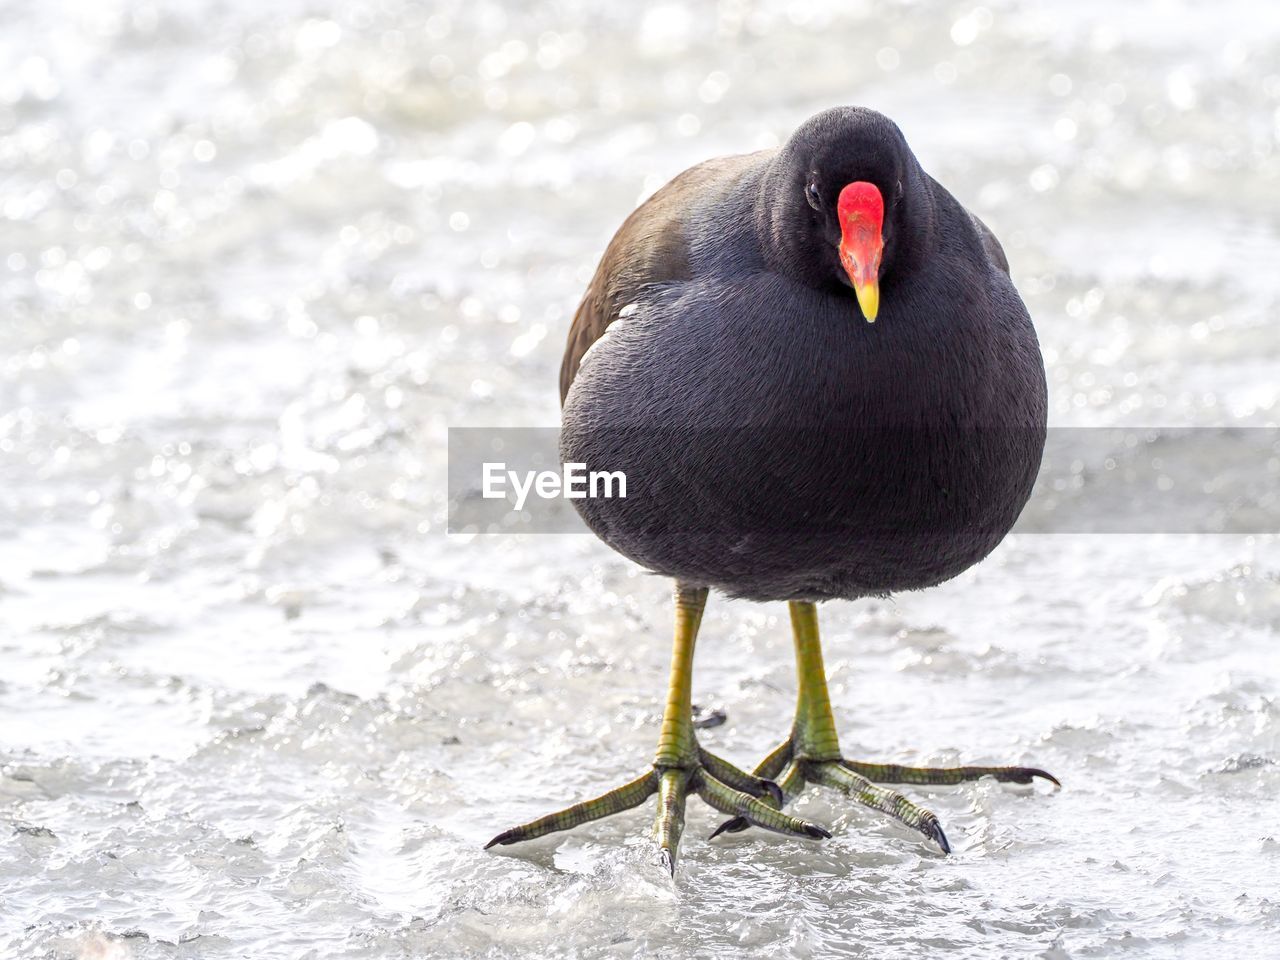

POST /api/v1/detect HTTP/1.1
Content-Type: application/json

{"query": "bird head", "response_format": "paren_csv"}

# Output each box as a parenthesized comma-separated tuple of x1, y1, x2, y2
(761, 106, 929, 323)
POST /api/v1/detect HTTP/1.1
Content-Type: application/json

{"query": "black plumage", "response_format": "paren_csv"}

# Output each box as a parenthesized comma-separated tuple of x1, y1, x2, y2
(559, 106, 1046, 601)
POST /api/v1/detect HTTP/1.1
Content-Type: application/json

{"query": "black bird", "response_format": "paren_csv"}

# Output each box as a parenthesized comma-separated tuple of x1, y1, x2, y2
(487, 106, 1057, 873)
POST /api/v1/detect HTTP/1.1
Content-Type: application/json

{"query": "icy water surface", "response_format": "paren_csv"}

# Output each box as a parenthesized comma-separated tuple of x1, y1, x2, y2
(3, 0, 1280, 957)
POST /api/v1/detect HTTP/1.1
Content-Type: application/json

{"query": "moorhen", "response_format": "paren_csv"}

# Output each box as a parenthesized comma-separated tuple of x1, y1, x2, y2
(487, 106, 1057, 873)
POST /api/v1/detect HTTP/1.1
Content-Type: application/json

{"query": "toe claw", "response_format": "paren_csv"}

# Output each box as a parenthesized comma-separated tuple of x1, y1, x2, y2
(804, 823, 832, 840)
(762, 779, 785, 807)
(1029, 768, 1061, 788)
(659, 847, 676, 877)
(709, 816, 750, 839)
(922, 816, 951, 854)
(997, 766, 1061, 787)
(484, 829, 519, 849)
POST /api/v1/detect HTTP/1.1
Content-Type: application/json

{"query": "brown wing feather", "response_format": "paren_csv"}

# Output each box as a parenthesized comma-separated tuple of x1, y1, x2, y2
(967, 210, 1010, 276)
(558, 153, 765, 404)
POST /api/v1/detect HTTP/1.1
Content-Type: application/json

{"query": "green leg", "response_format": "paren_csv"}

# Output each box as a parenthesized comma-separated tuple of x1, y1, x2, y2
(487, 584, 830, 875)
(713, 601, 1059, 853)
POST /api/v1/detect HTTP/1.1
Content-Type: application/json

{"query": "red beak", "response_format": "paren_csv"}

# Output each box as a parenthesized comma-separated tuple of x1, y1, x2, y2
(837, 181, 884, 322)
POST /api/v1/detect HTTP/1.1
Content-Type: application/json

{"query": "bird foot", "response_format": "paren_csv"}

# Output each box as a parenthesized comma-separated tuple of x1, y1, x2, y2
(710, 742, 1060, 854)
(485, 745, 831, 875)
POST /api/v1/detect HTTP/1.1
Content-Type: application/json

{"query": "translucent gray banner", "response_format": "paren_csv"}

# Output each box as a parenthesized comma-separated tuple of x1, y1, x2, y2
(447, 427, 1280, 534)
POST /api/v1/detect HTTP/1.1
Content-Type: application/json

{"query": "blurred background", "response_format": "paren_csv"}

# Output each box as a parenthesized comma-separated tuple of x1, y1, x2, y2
(1, 0, 1278, 957)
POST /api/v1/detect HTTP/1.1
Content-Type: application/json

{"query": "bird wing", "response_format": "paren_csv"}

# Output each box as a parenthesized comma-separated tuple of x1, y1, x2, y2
(966, 210, 1011, 276)
(559, 154, 763, 404)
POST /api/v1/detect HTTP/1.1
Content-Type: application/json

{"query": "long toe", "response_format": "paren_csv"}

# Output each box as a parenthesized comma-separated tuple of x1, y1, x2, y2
(486, 770, 659, 849)
(696, 769, 830, 840)
(841, 759, 1060, 789)
(808, 760, 950, 853)
(653, 768, 690, 875)
(710, 757, 804, 838)
(698, 747, 785, 805)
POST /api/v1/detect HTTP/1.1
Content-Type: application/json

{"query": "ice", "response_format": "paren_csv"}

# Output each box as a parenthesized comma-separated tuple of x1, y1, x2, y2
(2, 0, 1279, 957)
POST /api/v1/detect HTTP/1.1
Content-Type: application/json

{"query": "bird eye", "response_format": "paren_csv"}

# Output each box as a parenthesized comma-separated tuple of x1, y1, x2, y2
(805, 181, 823, 210)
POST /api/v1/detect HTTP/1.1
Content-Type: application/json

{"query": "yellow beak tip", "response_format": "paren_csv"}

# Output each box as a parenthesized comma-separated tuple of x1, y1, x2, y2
(854, 282, 879, 323)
